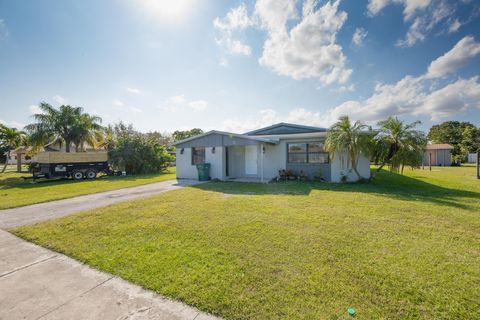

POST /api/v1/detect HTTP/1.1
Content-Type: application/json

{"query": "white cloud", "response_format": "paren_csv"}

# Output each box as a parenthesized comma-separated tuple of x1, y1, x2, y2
(256, 0, 352, 84)
(328, 37, 480, 123)
(425, 36, 480, 79)
(188, 100, 208, 111)
(368, 0, 457, 47)
(332, 84, 356, 93)
(221, 107, 332, 133)
(0, 119, 25, 129)
(29, 105, 43, 114)
(352, 28, 367, 46)
(448, 19, 462, 33)
(368, 0, 432, 21)
(0, 19, 8, 39)
(52, 95, 66, 104)
(395, 1, 450, 47)
(126, 87, 142, 95)
(213, 4, 253, 58)
(161, 94, 208, 112)
(113, 99, 124, 107)
(130, 107, 142, 113)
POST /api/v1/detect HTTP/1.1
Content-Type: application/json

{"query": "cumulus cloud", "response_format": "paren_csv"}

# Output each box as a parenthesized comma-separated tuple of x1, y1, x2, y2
(126, 87, 142, 95)
(130, 107, 142, 113)
(352, 28, 367, 46)
(0, 119, 25, 129)
(52, 95, 66, 104)
(213, 4, 253, 58)
(368, 0, 432, 20)
(256, 0, 351, 84)
(161, 94, 208, 112)
(0, 19, 8, 39)
(329, 37, 480, 122)
(425, 36, 480, 79)
(214, 1, 352, 84)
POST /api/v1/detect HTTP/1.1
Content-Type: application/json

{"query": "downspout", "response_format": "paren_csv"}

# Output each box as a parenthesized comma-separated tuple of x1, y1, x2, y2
(261, 143, 264, 183)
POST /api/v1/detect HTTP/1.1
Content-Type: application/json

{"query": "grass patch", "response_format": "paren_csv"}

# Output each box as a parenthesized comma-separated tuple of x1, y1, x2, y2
(12, 166, 480, 319)
(0, 167, 176, 209)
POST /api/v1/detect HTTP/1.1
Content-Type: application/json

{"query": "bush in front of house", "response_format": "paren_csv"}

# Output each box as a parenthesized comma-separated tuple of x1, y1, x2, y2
(107, 123, 174, 175)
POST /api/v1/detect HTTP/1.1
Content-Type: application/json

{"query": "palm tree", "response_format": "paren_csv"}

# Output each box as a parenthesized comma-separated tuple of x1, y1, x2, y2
(325, 116, 373, 179)
(25, 103, 102, 152)
(0, 124, 27, 173)
(73, 113, 103, 151)
(372, 117, 426, 178)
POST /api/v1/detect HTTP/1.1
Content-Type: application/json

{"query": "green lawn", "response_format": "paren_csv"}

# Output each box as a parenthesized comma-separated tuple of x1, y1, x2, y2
(0, 167, 176, 209)
(12, 166, 480, 319)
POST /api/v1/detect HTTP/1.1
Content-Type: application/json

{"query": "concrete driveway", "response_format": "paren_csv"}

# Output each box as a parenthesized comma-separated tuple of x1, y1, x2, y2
(0, 179, 203, 229)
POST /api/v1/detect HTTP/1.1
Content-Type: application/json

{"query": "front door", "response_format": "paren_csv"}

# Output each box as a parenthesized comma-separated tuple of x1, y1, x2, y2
(245, 145, 258, 175)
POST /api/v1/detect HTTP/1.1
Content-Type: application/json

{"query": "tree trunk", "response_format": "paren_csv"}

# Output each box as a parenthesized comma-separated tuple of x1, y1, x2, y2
(65, 140, 71, 153)
(1, 151, 10, 173)
(370, 161, 388, 180)
(17, 153, 22, 172)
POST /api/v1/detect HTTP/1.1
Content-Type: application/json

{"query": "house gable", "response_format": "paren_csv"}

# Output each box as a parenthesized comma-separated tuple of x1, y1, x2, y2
(245, 123, 327, 136)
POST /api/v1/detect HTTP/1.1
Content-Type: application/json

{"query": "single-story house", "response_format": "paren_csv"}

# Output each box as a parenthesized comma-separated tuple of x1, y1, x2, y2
(423, 144, 454, 166)
(172, 123, 370, 182)
(5, 147, 36, 165)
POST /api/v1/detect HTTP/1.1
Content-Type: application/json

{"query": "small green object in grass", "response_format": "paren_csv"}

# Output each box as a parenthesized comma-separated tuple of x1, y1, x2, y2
(347, 308, 356, 317)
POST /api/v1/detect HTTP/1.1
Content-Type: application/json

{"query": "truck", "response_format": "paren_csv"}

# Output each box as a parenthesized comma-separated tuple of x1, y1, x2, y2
(33, 151, 112, 180)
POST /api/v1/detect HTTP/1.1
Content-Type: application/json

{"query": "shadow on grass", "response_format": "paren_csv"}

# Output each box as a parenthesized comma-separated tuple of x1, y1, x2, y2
(192, 170, 480, 211)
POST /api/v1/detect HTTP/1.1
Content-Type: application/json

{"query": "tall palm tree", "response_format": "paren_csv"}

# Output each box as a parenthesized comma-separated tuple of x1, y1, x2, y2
(73, 113, 103, 151)
(25, 103, 102, 152)
(0, 124, 27, 173)
(372, 117, 426, 178)
(325, 116, 373, 179)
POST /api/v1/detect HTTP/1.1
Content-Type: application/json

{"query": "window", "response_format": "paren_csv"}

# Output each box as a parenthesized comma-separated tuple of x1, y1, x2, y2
(191, 147, 205, 165)
(288, 143, 307, 163)
(287, 142, 329, 164)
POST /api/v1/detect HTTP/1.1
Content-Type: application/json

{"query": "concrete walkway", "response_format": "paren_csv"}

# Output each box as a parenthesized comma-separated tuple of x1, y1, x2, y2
(0, 230, 219, 320)
(0, 179, 202, 229)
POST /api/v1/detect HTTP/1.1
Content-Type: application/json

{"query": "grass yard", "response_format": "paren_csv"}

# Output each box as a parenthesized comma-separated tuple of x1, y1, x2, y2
(12, 166, 480, 319)
(0, 167, 175, 209)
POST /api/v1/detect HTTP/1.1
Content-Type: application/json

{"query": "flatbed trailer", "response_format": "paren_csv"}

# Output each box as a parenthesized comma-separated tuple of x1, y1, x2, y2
(32, 151, 113, 180)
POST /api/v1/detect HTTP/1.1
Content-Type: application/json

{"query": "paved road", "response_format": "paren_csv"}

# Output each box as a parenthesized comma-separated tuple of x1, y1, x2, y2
(0, 179, 202, 229)
(0, 230, 219, 320)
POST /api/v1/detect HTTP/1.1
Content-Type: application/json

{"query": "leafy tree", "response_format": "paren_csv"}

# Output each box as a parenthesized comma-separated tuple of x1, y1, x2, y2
(372, 117, 427, 177)
(0, 124, 27, 172)
(325, 116, 373, 179)
(25, 103, 102, 152)
(172, 128, 203, 142)
(108, 123, 174, 174)
(427, 121, 476, 161)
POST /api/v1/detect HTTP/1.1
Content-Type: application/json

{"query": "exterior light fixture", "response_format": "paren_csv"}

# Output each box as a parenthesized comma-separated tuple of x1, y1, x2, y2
(180, 148, 184, 154)
(262, 146, 266, 153)
(212, 147, 216, 154)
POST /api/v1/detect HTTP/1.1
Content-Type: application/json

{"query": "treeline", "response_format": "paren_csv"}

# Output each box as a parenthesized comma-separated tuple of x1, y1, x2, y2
(0, 103, 204, 174)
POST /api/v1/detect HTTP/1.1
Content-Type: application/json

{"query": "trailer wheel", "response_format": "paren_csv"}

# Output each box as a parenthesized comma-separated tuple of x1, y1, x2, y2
(72, 170, 84, 180)
(86, 169, 97, 179)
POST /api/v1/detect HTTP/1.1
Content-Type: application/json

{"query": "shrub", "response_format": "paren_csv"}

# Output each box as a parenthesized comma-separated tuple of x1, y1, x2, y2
(107, 124, 174, 174)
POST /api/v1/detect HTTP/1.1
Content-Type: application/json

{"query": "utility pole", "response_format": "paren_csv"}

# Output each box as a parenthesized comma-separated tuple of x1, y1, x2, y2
(429, 153, 432, 171)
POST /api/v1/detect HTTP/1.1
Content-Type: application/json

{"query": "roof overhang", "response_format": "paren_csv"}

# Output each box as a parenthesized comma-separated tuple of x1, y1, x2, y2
(171, 130, 279, 146)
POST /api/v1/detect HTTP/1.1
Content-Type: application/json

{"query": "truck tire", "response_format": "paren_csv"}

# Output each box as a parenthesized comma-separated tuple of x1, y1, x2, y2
(86, 169, 97, 179)
(72, 170, 84, 180)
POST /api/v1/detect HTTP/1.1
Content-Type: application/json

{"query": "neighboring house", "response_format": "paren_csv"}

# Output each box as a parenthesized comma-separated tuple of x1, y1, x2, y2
(173, 123, 370, 182)
(5, 147, 36, 165)
(468, 152, 478, 164)
(423, 144, 454, 166)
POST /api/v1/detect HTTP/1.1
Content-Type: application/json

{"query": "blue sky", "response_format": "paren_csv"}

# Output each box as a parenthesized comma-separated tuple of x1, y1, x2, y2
(0, 0, 479, 133)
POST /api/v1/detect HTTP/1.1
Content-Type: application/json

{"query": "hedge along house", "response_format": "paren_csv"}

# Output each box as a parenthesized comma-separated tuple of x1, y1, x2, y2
(172, 123, 371, 183)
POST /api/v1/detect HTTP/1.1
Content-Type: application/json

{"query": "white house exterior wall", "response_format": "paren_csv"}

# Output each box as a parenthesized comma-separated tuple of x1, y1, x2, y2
(176, 147, 224, 180)
(330, 151, 370, 182)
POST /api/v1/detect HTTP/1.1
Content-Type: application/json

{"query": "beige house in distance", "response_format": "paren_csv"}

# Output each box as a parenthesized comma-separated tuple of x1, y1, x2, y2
(423, 144, 454, 166)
